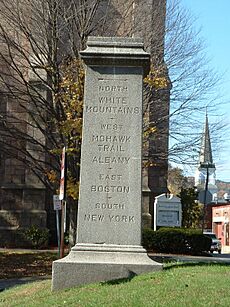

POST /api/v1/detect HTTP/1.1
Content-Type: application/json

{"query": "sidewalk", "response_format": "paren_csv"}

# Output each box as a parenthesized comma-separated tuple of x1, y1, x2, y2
(0, 248, 56, 292)
(1, 251, 230, 292)
(0, 276, 51, 292)
(148, 252, 230, 264)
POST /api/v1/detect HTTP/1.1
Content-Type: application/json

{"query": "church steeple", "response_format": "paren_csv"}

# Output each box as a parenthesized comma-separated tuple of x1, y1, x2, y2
(199, 113, 214, 166)
(195, 113, 217, 200)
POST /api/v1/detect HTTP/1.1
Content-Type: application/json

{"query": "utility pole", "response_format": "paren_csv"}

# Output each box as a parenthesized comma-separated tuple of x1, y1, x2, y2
(201, 163, 209, 232)
(59, 146, 67, 258)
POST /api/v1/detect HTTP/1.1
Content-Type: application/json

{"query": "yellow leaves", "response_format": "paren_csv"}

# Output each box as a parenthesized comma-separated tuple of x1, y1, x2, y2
(66, 112, 72, 120)
(46, 169, 79, 200)
(150, 126, 157, 133)
(49, 148, 63, 155)
(60, 118, 83, 135)
(48, 60, 84, 201)
(144, 76, 169, 89)
(57, 59, 84, 139)
(143, 161, 158, 168)
(144, 65, 169, 90)
(46, 170, 57, 183)
(66, 147, 80, 156)
(66, 176, 79, 200)
(143, 126, 157, 139)
(149, 162, 158, 167)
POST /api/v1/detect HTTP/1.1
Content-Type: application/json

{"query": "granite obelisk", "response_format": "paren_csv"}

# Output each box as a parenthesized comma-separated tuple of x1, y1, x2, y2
(52, 37, 162, 290)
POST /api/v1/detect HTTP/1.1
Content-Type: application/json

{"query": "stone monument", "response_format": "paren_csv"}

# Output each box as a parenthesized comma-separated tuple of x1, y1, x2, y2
(52, 37, 162, 290)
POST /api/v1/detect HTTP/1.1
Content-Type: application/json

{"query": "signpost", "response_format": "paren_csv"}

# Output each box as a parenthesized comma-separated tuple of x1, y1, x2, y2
(53, 195, 61, 257)
(59, 147, 67, 258)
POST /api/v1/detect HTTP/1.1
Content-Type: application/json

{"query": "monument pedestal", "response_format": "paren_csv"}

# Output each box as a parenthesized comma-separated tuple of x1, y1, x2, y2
(52, 244, 161, 290)
(52, 37, 162, 290)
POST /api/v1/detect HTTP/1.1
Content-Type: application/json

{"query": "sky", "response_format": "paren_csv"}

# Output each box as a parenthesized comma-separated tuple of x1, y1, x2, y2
(180, 0, 230, 182)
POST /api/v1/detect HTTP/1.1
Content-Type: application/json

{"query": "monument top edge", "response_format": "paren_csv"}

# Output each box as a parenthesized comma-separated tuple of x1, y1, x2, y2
(80, 36, 150, 74)
(86, 36, 144, 48)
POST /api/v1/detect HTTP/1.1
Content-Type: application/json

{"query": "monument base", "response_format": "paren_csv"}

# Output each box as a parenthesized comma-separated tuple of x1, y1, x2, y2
(52, 244, 162, 290)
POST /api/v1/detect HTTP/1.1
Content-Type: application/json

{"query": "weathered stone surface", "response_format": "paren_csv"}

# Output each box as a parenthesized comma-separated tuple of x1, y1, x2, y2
(52, 37, 162, 290)
(52, 245, 161, 290)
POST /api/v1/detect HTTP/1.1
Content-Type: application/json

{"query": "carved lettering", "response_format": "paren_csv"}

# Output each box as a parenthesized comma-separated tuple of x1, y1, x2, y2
(99, 174, 122, 181)
(84, 214, 105, 222)
(109, 215, 135, 223)
(91, 185, 130, 193)
(101, 124, 123, 131)
(92, 156, 130, 164)
(98, 144, 125, 152)
(85, 105, 140, 115)
(99, 96, 127, 104)
(84, 213, 135, 223)
(98, 85, 128, 92)
(95, 203, 125, 210)
(92, 135, 131, 143)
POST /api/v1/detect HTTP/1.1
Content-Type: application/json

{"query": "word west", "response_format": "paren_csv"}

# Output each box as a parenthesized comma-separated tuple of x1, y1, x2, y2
(100, 123, 123, 131)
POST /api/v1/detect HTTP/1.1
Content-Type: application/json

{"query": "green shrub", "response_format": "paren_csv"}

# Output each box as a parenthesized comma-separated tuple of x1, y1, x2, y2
(142, 227, 211, 255)
(142, 228, 156, 250)
(23, 225, 49, 249)
(153, 228, 187, 254)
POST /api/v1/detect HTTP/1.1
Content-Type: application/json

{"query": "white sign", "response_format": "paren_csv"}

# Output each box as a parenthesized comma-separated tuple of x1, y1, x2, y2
(157, 211, 180, 225)
(53, 195, 62, 210)
(154, 194, 182, 230)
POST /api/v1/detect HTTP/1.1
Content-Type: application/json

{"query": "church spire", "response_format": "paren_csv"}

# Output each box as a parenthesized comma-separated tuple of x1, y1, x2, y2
(199, 113, 213, 166)
(195, 112, 217, 200)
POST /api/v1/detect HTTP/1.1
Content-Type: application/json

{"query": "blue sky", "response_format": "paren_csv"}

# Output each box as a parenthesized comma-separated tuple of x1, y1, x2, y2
(180, 0, 230, 182)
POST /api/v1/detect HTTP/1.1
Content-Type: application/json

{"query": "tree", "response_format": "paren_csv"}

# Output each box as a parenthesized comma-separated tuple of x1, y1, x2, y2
(167, 164, 193, 195)
(145, 0, 225, 167)
(0, 0, 109, 244)
(0, 0, 225, 244)
(168, 165, 202, 229)
(180, 187, 202, 228)
(167, 165, 202, 228)
(0, 0, 224, 173)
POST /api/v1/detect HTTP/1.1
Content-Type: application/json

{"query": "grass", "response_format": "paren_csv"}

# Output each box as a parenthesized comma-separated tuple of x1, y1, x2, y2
(1, 263, 230, 306)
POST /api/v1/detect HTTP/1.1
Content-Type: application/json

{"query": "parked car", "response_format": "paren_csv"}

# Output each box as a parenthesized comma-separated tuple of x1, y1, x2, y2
(203, 232, 222, 254)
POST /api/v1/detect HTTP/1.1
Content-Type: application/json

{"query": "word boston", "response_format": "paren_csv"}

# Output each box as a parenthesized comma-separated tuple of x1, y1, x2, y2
(52, 37, 162, 290)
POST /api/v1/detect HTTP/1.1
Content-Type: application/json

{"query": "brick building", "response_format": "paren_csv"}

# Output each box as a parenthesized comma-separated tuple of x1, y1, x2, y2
(0, 0, 170, 246)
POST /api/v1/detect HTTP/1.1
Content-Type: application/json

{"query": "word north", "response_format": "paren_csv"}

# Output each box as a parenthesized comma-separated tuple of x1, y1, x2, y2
(98, 85, 128, 92)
